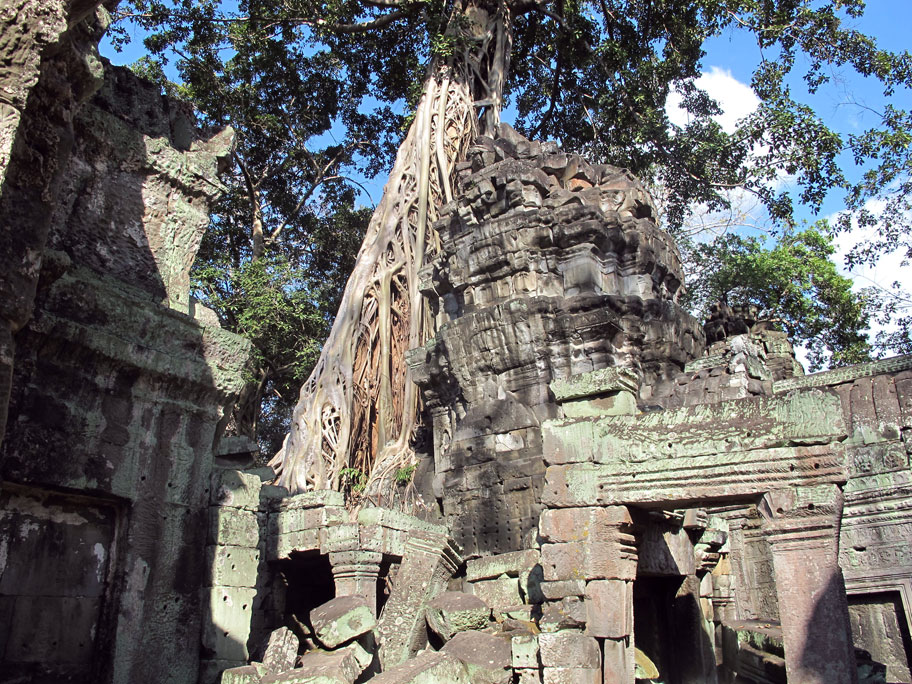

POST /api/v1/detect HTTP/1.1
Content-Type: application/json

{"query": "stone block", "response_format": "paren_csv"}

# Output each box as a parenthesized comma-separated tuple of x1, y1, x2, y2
(584, 580, 631, 638)
(560, 391, 637, 419)
(550, 367, 638, 402)
(210, 507, 260, 547)
(426, 591, 491, 640)
(271, 648, 361, 684)
(512, 633, 540, 669)
(541, 534, 636, 582)
(220, 665, 265, 684)
(471, 575, 522, 610)
(272, 490, 345, 510)
(311, 595, 377, 649)
(271, 529, 322, 559)
(368, 650, 469, 684)
(200, 660, 247, 684)
(539, 597, 587, 632)
(516, 670, 544, 684)
(261, 626, 299, 675)
(466, 549, 540, 581)
(357, 507, 448, 536)
(602, 638, 633, 684)
(441, 630, 512, 684)
(540, 580, 586, 600)
(211, 469, 264, 510)
(203, 587, 256, 661)
(541, 667, 601, 684)
(320, 523, 361, 554)
(269, 505, 346, 536)
(540, 543, 586, 581)
(207, 545, 260, 587)
(539, 507, 631, 544)
(539, 632, 600, 668)
(499, 604, 537, 622)
(340, 640, 374, 672)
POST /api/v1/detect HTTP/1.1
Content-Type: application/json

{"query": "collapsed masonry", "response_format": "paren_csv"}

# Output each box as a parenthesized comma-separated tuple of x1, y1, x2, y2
(1, 5, 912, 684)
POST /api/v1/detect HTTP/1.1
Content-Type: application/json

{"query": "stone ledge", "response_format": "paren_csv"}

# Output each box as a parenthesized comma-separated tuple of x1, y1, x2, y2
(549, 367, 639, 402)
(773, 354, 912, 392)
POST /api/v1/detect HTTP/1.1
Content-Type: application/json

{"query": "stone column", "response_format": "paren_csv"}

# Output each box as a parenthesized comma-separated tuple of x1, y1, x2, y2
(539, 505, 638, 684)
(329, 550, 383, 616)
(375, 530, 461, 669)
(760, 485, 858, 684)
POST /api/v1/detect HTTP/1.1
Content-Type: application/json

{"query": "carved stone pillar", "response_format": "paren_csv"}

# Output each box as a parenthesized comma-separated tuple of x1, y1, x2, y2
(760, 485, 858, 684)
(539, 505, 638, 684)
(375, 530, 461, 669)
(329, 550, 383, 616)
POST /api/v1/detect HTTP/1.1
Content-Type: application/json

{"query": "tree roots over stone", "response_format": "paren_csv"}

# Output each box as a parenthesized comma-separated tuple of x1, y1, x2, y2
(271, 2, 512, 505)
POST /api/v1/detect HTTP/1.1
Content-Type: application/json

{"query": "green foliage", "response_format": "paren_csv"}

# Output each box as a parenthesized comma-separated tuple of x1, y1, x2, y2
(684, 223, 872, 371)
(340, 467, 367, 492)
(193, 197, 368, 453)
(394, 464, 416, 485)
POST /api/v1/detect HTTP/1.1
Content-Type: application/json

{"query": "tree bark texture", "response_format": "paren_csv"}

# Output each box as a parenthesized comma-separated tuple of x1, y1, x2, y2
(271, 2, 512, 499)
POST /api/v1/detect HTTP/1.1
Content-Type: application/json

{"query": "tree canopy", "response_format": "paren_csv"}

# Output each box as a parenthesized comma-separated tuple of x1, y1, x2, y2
(684, 222, 872, 370)
(107, 0, 910, 492)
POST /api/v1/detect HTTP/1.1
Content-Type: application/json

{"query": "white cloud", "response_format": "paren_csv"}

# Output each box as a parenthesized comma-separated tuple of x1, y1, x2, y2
(831, 200, 912, 347)
(666, 66, 760, 133)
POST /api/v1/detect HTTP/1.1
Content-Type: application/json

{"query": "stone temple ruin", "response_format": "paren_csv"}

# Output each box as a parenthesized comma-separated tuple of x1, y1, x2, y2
(2, 3, 912, 684)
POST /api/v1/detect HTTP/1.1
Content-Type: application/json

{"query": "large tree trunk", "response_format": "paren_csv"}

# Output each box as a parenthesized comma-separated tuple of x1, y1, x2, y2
(270, 2, 512, 499)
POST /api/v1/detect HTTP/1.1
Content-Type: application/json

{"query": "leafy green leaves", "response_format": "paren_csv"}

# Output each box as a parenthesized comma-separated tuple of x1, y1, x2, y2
(684, 223, 871, 370)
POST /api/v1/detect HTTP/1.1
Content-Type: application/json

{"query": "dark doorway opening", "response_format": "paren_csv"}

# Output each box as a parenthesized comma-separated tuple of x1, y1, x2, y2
(273, 551, 335, 630)
(848, 591, 912, 684)
(634, 575, 715, 684)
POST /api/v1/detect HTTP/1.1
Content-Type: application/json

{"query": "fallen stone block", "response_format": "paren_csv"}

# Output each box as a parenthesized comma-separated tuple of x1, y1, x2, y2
(470, 575, 522, 611)
(339, 639, 374, 673)
(310, 596, 377, 649)
(202, 659, 248, 684)
(498, 604, 537, 622)
(221, 665, 265, 684)
(466, 549, 540, 581)
(539, 597, 586, 632)
(441, 631, 512, 684)
(260, 648, 360, 684)
(368, 649, 470, 684)
(262, 626, 299, 675)
(426, 591, 491, 640)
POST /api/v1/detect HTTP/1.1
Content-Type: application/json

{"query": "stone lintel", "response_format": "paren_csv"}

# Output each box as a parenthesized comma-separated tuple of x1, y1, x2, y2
(542, 388, 846, 467)
(269, 489, 345, 511)
(542, 444, 847, 509)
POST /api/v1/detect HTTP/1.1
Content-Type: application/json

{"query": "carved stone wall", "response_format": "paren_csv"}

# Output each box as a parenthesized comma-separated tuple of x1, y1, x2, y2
(0, 9, 250, 683)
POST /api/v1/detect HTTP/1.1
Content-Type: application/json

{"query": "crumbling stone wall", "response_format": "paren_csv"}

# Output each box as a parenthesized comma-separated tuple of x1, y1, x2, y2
(0, 7, 250, 683)
(0, 0, 108, 448)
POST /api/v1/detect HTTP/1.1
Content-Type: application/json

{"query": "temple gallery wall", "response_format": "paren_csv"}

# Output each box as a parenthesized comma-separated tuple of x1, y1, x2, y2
(1, 3, 911, 684)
